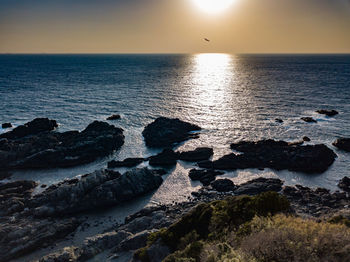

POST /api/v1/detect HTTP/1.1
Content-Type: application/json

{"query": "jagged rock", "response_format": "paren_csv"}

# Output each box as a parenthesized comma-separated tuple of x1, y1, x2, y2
(31, 168, 163, 216)
(198, 140, 336, 173)
(108, 158, 145, 168)
(1, 122, 12, 128)
(177, 147, 213, 162)
(333, 138, 350, 152)
(338, 177, 350, 192)
(0, 118, 57, 139)
(0, 120, 124, 170)
(301, 117, 317, 123)
(107, 114, 121, 120)
(188, 169, 224, 186)
(0, 217, 80, 262)
(211, 179, 236, 192)
(316, 109, 338, 117)
(149, 149, 177, 166)
(234, 177, 283, 195)
(116, 230, 155, 251)
(142, 117, 201, 148)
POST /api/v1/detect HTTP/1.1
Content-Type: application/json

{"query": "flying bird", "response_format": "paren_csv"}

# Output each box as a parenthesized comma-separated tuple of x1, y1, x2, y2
(204, 38, 210, 42)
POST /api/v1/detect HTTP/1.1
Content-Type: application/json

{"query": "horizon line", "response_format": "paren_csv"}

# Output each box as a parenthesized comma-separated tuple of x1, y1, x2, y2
(1, 52, 350, 55)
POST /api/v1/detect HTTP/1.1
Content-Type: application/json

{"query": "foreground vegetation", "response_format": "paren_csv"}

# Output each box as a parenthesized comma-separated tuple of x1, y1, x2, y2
(135, 192, 350, 262)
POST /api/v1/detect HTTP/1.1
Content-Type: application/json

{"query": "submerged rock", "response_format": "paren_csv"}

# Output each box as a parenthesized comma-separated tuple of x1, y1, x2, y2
(107, 114, 121, 120)
(142, 117, 201, 148)
(316, 109, 339, 117)
(0, 118, 57, 139)
(177, 147, 213, 162)
(31, 168, 163, 216)
(338, 176, 350, 192)
(275, 118, 283, 123)
(211, 179, 236, 192)
(301, 117, 317, 123)
(199, 140, 336, 173)
(108, 158, 145, 168)
(149, 149, 178, 166)
(1, 122, 12, 128)
(0, 120, 125, 170)
(333, 138, 350, 152)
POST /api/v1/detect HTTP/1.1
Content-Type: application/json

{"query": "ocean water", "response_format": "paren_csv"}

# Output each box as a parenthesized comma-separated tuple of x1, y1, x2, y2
(1, 54, 350, 205)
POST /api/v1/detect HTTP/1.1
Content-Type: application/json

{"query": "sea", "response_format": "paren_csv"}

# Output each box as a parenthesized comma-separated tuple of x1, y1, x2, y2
(0, 54, 350, 226)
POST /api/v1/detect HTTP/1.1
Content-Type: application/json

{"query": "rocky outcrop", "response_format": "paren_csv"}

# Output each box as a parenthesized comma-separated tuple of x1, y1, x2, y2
(316, 109, 338, 117)
(142, 117, 201, 148)
(188, 169, 224, 186)
(108, 157, 145, 168)
(210, 179, 236, 192)
(31, 168, 163, 216)
(0, 120, 125, 170)
(149, 149, 178, 167)
(1, 122, 12, 128)
(338, 176, 350, 192)
(301, 117, 317, 123)
(107, 114, 121, 120)
(234, 177, 283, 195)
(0, 118, 57, 139)
(177, 147, 213, 162)
(333, 138, 350, 152)
(198, 140, 336, 173)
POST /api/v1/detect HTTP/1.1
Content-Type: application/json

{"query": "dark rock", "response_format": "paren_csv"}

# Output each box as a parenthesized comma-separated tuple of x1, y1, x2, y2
(211, 179, 236, 192)
(188, 169, 224, 186)
(142, 117, 201, 148)
(2, 122, 12, 128)
(0, 171, 11, 180)
(0, 118, 57, 140)
(199, 140, 336, 173)
(303, 136, 311, 142)
(235, 177, 283, 195)
(275, 118, 283, 123)
(177, 147, 213, 162)
(30, 168, 163, 216)
(149, 149, 177, 166)
(107, 114, 121, 120)
(108, 158, 144, 168)
(333, 138, 350, 152)
(301, 117, 317, 123)
(316, 109, 339, 117)
(0, 120, 124, 170)
(338, 176, 350, 192)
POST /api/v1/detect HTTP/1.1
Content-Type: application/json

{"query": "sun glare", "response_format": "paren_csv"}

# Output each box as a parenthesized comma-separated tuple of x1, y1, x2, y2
(192, 0, 236, 14)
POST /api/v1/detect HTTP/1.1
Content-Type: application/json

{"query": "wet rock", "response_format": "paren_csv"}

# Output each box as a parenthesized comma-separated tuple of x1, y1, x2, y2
(0, 118, 57, 140)
(108, 158, 145, 168)
(189, 169, 224, 186)
(149, 149, 177, 166)
(211, 179, 236, 192)
(234, 177, 283, 195)
(333, 138, 350, 152)
(199, 140, 336, 173)
(0, 120, 124, 170)
(338, 177, 350, 192)
(275, 118, 283, 123)
(142, 117, 201, 148)
(107, 114, 121, 120)
(1, 122, 12, 128)
(303, 136, 311, 142)
(301, 117, 317, 123)
(31, 168, 163, 216)
(177, 147, 213, 162)
(316, 109, 339, 117)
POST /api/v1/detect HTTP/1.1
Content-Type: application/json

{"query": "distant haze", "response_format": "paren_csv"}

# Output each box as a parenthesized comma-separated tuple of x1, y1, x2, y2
(0, 0, 350, 53)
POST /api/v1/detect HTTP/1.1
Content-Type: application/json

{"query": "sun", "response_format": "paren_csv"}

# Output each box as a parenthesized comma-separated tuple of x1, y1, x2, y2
(192, 0, 236, 14)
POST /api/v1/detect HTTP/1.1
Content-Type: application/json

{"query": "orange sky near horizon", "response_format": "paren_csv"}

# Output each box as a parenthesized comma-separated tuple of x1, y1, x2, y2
(0, 0, 350, 54)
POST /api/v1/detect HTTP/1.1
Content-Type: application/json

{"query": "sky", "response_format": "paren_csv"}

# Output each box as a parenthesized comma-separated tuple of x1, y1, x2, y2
(0, 0, 350, 54)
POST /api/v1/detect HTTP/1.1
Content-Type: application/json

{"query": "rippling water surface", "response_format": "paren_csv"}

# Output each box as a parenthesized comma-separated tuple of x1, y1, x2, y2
(1, 54, 350, 204)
